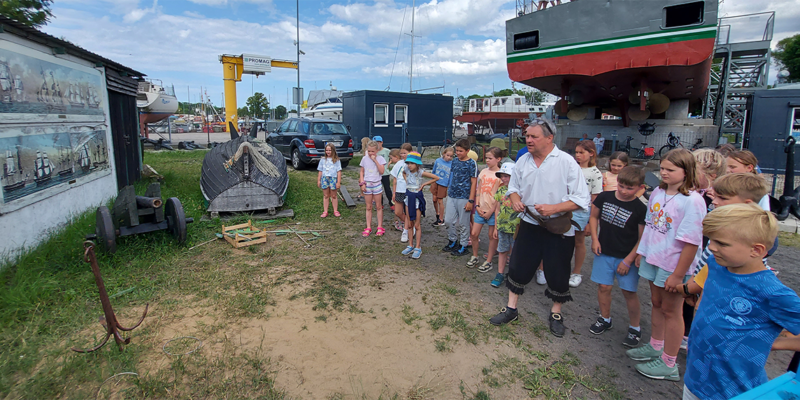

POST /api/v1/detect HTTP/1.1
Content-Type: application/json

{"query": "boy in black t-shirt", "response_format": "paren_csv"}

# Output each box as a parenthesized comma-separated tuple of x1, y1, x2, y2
(587, 166, 647, 347)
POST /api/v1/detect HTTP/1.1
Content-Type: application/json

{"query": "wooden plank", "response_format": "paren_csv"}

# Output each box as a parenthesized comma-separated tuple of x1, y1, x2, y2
(338, 186, 357, 209)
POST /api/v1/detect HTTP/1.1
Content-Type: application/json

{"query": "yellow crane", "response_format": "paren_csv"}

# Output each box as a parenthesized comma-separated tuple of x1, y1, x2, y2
(219, 54, 298, 132)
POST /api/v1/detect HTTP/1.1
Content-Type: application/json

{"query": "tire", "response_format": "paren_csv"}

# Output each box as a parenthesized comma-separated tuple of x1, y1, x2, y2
(165, 198, 187, 243)
(658, 145, 672, 160)
(470, 144, 483, 161)
(95, 206, 116, 254)
(292, 147, 308, 170)
(340, 160, 349, 169)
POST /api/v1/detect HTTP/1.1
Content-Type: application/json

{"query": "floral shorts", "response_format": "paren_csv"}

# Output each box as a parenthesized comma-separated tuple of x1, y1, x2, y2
(321, 176, 338, 190)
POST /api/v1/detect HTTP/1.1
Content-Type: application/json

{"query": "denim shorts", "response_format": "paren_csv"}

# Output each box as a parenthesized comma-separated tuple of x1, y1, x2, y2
(590, 253, 640, 292)
(497, 231, 514, 253)
(474, 212, 495, 226)
(572, 206, 591, 230)
(638, 256, 689, 288)
(320, 176, 338, 190)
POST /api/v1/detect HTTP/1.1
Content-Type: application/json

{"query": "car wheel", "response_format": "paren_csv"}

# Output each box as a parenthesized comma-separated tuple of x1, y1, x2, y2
(292, 147, 307, 170)
(340, 160, 349, 169)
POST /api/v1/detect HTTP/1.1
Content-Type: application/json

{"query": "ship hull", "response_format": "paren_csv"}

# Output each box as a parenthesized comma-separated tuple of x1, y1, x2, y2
(505, 0, 718, 121)
(456, 112, 543, 131)
(508, 36, 715, 107)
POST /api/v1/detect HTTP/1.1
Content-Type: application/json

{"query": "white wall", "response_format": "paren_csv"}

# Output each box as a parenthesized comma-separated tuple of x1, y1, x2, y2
(0, 34, 118, 263)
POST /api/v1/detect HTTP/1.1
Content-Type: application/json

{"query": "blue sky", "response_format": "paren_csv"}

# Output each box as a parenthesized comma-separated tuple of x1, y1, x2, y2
(41, 0, 800, 111)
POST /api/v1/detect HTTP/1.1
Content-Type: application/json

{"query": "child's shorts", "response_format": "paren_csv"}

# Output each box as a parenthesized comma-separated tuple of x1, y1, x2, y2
(474, 212, 495, 226)
(638, 256, 690, 288)
(497, 231, 514, 253)
(363, 180, 383, 195)
(394, 192, 406, 205)
(430, 182, 448, 199)
(320, 176, 338, 190)
(590, 254, 640, 292)
(572, 206, 591, 230)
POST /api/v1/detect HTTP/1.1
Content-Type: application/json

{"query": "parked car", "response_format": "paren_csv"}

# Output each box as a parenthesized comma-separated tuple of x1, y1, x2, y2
(266, 117, 354, 170)
(173, 123, 191, 133)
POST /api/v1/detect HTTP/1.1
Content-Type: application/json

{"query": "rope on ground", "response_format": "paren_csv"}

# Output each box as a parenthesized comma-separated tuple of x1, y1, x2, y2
(95, 372, 139, 400)
(162, 336, 203, 356)
(226, 141, 280, 177)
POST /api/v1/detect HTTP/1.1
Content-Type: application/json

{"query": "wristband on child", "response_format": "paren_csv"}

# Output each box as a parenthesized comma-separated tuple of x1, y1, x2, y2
(621, 260, 631, 268)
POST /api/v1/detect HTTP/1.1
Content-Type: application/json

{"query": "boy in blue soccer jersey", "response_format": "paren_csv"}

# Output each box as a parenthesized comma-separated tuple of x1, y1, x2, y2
(683, 204, 800, 400)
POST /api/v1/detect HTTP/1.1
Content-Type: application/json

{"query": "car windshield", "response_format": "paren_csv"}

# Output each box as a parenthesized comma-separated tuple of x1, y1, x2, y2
(310, 122, 348, 135)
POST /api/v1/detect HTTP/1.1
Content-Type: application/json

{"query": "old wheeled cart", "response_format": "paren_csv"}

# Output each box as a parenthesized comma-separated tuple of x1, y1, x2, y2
(88, 183, 193, 253)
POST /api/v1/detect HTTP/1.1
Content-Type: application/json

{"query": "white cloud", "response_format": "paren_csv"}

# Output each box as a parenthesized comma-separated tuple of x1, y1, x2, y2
(329, 0, 515, 40)
(365, 39, 506, 77)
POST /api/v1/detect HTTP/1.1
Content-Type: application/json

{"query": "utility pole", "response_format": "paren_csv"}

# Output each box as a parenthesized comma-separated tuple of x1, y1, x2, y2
(296, 0, 300, 112)
(410, 0, 415, 93)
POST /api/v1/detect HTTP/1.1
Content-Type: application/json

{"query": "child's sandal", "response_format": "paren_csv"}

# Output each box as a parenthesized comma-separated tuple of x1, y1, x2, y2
(334, 211, 341, 217)
(362, 228, 372, 237)
(376, 227, 386, 237)
(320, 212, 328, 218)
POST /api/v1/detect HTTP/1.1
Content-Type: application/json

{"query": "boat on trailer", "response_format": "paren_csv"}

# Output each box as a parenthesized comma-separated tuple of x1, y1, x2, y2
(200, 130, 289, 215)
(506, 0, 718, 126)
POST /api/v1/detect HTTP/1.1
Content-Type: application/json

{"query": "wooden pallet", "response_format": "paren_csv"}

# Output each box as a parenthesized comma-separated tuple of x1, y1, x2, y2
(222, 220, 267, 248)
(338, 186, 357, 209)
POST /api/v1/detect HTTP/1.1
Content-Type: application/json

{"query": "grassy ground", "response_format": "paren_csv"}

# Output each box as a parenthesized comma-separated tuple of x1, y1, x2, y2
(1, 149, 631, 399)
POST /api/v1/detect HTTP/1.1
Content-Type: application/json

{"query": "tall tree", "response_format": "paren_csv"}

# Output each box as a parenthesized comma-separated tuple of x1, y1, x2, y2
(275, 105, 288, 120)
(246, 92, 269, 119)
(0, 0, 54, 28)
(773, 34, 800, 81)
(237, 107, 251, 118)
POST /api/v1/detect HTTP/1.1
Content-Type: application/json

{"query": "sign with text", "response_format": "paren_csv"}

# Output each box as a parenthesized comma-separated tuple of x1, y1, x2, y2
(242, 54, 271, 73)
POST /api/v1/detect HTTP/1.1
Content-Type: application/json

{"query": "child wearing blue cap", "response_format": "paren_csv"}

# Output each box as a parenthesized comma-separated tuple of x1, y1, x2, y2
(401, 151, 439, 259)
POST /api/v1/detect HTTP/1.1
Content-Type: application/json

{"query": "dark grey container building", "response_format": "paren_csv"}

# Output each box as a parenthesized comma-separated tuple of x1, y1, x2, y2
(745, 87, 800, 175)
(342, 91, 453, 150)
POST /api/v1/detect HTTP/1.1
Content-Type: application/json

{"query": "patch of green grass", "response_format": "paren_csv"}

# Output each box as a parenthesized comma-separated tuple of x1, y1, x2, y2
(401, 304, 421, 325)
(481, 351, 623, 400)
(0, 150, 337, 397)
(779, 232, 800, 249)
(434, 283, 459, 296)
(426, 303, 484, 345)
(434, 334, 453, 352)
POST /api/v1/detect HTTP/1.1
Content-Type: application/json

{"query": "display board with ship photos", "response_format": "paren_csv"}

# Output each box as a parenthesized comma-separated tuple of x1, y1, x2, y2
(0, 41, 112, 213)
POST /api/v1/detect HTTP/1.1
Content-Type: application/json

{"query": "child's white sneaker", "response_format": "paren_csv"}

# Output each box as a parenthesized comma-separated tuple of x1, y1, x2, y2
(466, 256, 479, 268)
(535, 269, 547, 285)
(401, 229, 408, 242)
(568, 274, 583, 287)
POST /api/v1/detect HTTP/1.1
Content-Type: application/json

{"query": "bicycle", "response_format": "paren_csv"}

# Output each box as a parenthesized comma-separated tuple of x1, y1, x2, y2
(619, 136, 655, 160)
(657, 132, 704, 159)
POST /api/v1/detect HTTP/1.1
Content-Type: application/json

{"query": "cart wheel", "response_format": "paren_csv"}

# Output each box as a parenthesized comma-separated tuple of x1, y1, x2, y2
(165, 197, 187, 243)
(95, 206, 116, 254)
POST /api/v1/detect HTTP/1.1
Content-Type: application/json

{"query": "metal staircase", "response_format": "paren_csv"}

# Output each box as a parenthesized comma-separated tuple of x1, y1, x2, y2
(704, 12, 775, 143)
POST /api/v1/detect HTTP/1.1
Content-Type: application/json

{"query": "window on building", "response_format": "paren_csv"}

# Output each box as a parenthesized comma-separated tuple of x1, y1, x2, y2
(664, 2, 704, 28)
(374, 104, 388, 125)
(515, 98, 522, 105)
(513, 30, 539, 51)
(395, 105, 407, 125)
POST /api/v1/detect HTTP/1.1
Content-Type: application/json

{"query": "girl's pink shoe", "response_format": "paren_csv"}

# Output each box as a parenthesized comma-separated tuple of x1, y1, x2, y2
(362, 228, 372, 237)
(376, 227, 386, 236)
(320, 212, 328, 218)
(334, 211, 341, 217)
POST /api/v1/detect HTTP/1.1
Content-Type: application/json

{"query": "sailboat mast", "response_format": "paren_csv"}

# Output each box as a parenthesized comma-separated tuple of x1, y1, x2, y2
(410, 0, 415, 93)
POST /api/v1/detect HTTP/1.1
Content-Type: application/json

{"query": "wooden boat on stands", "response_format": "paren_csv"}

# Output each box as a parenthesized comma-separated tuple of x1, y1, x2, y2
(200, 127, 289, 214)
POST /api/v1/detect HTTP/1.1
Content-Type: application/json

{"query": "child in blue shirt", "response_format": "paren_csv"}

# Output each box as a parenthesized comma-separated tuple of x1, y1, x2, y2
(430, 147, 454, 227)
(683, 204, 800, 400)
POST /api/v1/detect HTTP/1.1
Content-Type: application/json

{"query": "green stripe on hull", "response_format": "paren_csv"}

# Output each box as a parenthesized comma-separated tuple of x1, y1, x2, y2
(508, 27, 716, 64)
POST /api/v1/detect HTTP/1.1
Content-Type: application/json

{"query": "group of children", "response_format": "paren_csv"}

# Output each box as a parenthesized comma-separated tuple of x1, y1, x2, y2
(319, 134, 800, 399)
(575, 144, 800, 398)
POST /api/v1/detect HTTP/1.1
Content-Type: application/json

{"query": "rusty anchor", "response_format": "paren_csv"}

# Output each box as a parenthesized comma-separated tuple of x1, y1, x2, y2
(72, 241, 148, 353)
